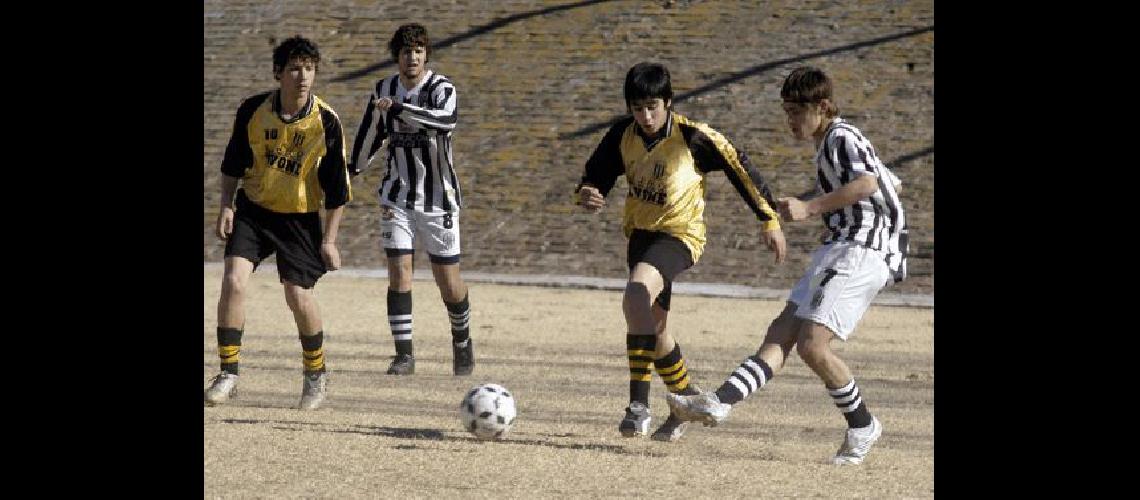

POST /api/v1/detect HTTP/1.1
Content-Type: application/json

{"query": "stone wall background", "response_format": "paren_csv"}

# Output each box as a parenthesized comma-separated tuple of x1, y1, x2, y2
(204, 0, 934, 293)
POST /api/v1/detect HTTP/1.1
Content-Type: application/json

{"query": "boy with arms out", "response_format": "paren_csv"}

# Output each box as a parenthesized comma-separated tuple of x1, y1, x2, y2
(349, 23, 473, 376)
(666, 66, 908, 465)
(205, 36, 352, 411)
(576, 62, 787, 442)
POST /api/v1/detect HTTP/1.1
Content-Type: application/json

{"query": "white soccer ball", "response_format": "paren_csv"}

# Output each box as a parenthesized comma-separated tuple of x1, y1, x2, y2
(460, 383, 517, 440)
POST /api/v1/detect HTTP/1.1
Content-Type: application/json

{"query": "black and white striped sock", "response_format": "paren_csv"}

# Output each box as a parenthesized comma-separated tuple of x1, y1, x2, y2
(387, 289, 413, 356)
(445, 294, 471, 345)
(828, 379, 873, 428)
(713, 355, 774, 405)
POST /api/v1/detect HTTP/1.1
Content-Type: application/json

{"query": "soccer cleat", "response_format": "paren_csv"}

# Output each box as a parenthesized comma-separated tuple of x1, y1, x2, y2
(204, 372, 238, 406)
(386, 353, 415, 375)
(651, 385, 702, 442)
(650, 413, 689, 442)
(830, 416, 883, 465)
(298, 371, 328, 411)
(665, 391, 732, 427)
(618, 401, 652, 437)
(452, 338, 474, 376)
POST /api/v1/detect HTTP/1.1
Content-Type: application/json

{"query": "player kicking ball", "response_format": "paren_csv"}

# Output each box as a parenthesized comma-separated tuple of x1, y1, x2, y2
(666, 66, 908, 465)
(576, 62, 786, 442)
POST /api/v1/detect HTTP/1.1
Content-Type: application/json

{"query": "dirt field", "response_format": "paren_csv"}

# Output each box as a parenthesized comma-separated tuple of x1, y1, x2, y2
(203, 266, 933, 498)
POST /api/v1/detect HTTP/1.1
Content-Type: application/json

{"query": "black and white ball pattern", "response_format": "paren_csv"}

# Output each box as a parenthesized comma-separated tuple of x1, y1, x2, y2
(459, 383, 517, 440)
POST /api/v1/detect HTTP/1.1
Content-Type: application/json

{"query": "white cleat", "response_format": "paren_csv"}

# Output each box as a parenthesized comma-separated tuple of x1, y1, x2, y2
(204, 373, 238, 407)
(830, 416, 883, 465)
(298, 371, 328, 411)
(665, 391, 732, 427)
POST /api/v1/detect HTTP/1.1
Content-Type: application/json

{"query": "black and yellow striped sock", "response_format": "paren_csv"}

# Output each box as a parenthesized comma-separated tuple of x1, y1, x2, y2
(300, 331, 325, 374)
(217, 327, 242, 375)
(654, 343, 695, 395)
(627, 334, 655, 406)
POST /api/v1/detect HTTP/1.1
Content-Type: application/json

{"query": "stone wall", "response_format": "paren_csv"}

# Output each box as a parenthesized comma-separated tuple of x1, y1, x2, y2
(204, 0, 934, 293)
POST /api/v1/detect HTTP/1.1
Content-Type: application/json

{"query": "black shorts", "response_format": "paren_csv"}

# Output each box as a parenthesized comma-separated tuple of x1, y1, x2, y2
(224, 189, 326, 289)
(627, 229, 694, 311)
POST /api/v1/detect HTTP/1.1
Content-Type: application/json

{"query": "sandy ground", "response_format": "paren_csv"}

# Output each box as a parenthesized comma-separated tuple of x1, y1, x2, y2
(204, 266, 933, 498)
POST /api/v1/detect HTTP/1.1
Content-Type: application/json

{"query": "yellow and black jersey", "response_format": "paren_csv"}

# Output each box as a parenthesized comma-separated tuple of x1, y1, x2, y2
(578, 112, 780, 263)
(221, 91, 352, 214)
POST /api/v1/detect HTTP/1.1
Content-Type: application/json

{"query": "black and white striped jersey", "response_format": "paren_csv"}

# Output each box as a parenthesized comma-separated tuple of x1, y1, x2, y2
(815, 118, 908, 282)
(349, 70, 462, 214)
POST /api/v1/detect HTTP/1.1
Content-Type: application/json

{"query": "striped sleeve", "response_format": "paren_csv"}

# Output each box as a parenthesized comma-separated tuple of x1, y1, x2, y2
(390, 76, 457, 132)
(685, 124, 781, 231)
(318, 105, 352, 208)
(220, 93, 269, 178)
(348, 83, 388, 176)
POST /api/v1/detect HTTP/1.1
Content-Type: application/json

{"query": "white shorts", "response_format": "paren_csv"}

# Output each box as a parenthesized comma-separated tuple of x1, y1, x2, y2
(788, 242, 890, 340)
(380, 205, 462, 264)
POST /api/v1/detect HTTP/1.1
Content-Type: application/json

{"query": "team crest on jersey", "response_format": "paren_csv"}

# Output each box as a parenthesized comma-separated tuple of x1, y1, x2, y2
(264, 137, 304, 176)
(653, 162, 665, 179)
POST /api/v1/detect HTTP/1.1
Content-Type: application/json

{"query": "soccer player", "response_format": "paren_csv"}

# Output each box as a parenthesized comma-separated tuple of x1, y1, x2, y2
(348, 23, 473, 376)
(666, 66, 908, 465)
(204, 36, 352, 411)
(575, 62, 787, 442)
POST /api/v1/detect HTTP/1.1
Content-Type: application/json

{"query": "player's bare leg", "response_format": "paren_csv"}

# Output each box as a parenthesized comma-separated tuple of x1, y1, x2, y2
(388, 254, 414, 292)
(755, 303, 802, 371)
(649, 303, 702, 442)
(283, 282, 322, 336)
(217, 256, 255, 329)
(385, 254, 416, 375)
(432, 262, 473, 375)
(284, 281, 328, 410)
(206, 256, 255, 406)
(666, 302, 799, 425)
(619, 264, 666, 436)
(797, 321, 882, 465)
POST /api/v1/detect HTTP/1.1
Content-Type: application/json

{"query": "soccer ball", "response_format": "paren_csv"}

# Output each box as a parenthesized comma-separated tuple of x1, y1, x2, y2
(460, 383, 517, 440)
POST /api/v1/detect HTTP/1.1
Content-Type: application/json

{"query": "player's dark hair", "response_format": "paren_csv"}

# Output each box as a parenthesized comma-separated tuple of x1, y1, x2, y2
(272, 36, 321, 77)
(781, 66, 839, 118)
(389, 23, 431, 62)
(624, 62, 673, 109)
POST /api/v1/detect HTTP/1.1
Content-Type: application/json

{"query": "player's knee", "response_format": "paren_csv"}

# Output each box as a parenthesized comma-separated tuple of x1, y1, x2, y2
(622, 283, 652, 316)
(221, 272, 248, 296)
(283, 285, 314, 310)
(433, 266, 466, 301)
(441, 284, 466, 303)
(796, 337, 829, 365)
(390, 271, 413, 290)
(389, 257, 413, 277)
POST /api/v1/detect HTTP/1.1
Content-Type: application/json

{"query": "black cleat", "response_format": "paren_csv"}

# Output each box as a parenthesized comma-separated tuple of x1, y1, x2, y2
(453, 339, 474, 376)
(386, 353, 415, 375)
